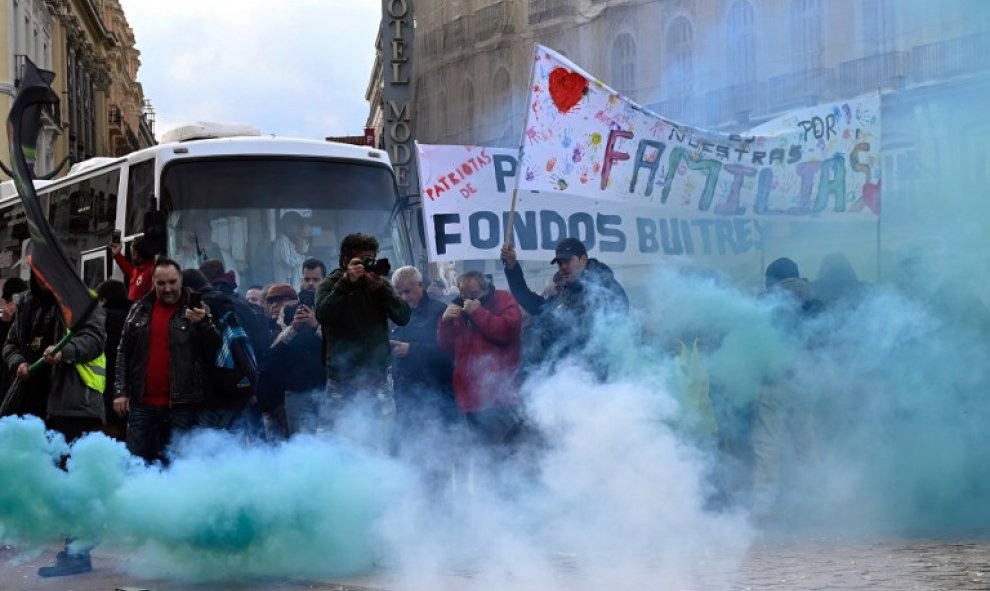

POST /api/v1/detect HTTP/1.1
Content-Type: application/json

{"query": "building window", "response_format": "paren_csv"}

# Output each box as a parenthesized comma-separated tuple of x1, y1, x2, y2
(492, 67, 512, 144)
(791, 0, 823, 70)
(727, 1, 756, 85)
(862, 0, 896, 54)
(67, 46, 98, 163)
(667, 17, 693, 97)
(611, 33, 637, 95)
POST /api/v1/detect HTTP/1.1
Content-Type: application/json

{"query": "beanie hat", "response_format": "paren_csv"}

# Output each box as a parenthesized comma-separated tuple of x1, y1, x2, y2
(765, 257, 800, 289)
(266, 283, 297, 302)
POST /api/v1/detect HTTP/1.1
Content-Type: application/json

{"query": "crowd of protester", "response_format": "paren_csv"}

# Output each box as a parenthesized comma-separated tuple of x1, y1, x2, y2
(0, 227, 879, 574)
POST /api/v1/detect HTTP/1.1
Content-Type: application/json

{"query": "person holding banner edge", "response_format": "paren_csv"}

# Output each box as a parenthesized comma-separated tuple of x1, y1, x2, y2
(501, 237, 628, 377)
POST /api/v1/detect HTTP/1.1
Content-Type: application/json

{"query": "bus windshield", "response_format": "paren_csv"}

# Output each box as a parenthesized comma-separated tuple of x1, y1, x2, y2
(160, 156, 410, 290)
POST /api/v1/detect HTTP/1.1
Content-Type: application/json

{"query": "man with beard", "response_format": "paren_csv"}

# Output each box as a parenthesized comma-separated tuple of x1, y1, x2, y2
(113, 259, 219, 463)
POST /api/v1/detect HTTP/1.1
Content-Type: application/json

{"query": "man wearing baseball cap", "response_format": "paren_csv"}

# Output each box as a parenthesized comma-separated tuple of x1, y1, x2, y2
(500, 237, 628, 375)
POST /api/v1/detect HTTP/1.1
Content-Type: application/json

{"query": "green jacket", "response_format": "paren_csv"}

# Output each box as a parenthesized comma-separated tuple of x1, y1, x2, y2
(315, 268, 411, 386)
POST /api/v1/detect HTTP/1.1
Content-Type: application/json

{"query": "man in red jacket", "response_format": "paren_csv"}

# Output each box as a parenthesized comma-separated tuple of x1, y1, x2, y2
(437, 271, 523, 445)
(111, 236, 155, 301)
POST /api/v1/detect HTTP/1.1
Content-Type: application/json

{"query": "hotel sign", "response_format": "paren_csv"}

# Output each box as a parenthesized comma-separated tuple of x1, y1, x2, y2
(381, 0, 418, 197)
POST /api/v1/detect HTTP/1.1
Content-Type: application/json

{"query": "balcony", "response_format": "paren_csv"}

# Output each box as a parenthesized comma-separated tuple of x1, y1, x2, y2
(474, 1, 516, 44)
(528, 0, 576, 25)
(839, 51, 907, 96)
(911, 33, 990, 84)
(421, 28, 444, 59)
(706, 82, 766, 126)
(443, 17, 467, 53)
(767, 67, 835, 111)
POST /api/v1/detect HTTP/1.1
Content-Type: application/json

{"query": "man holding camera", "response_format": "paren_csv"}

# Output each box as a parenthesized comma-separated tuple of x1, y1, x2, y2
(437, 271, 523, 445)
(315, 234, 410, 450)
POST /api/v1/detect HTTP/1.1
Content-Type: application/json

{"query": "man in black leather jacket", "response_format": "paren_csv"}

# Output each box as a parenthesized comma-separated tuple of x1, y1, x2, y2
(113, 259, 219, 463)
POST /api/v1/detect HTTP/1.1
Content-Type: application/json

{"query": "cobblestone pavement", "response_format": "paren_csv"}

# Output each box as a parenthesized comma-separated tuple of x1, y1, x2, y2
(728, 538, 990, 591)
(1, 538, 987, 590)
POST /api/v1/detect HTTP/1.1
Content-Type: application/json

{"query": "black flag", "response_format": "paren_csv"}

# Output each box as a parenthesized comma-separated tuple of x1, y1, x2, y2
(6, 57, 97, 330)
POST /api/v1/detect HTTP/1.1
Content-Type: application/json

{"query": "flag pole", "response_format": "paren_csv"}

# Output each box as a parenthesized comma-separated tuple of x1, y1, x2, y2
(505, 43, 541, 251)
(505, 188, 519, 245)
(7, 58, 100, 375)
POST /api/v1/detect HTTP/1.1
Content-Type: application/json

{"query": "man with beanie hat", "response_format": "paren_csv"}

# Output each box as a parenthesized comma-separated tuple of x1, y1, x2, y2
(500, 236, 628, 376)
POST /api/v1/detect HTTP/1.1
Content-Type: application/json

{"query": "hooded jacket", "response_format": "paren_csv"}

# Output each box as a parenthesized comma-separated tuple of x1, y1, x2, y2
(437, 288, 522, 413)
(2, 282, 106, 421)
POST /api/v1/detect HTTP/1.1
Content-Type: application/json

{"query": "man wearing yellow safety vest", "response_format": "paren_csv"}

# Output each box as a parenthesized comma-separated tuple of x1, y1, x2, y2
(2, 272, 107, 440)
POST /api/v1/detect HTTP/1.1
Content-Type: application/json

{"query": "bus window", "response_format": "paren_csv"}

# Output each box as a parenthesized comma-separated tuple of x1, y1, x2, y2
(160, 157, 410, 291)
(80, 249, 108, 290)
(46, 169, 119, 271)
(126, 159, 155, 237)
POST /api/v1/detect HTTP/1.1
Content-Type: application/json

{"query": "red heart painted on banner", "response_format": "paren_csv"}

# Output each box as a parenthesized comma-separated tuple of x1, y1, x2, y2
(548, 67, 588, 114)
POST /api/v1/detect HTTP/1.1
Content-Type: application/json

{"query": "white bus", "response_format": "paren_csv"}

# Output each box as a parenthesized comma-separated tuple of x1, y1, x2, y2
(0, 124, 414, 291)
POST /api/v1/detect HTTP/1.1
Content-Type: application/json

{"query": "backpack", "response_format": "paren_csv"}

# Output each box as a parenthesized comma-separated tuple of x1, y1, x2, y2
(213, 309, 259, 398)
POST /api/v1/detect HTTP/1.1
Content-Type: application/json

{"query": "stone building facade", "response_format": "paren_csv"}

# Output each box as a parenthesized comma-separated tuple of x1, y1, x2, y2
(1, 0, 154, 181)
(391, 0, 990, 282)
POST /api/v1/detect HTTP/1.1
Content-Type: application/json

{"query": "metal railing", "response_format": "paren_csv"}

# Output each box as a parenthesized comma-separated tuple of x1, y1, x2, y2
(474, 1, 515, 43)
(911, 32, 990, 84)
(528, 0, 576, 25)
(839, 51, 907, 96)
(705, 82, 766, 126)
(767, 67, 835, 111)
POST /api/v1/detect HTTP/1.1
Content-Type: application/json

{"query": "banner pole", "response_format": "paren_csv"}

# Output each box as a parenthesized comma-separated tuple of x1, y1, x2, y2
(504, 188, 519, 245)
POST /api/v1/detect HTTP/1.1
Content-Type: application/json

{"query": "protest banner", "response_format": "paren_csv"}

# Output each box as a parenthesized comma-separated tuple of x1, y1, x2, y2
(418, 144, 769, 265)
(515, 44, 882, 220)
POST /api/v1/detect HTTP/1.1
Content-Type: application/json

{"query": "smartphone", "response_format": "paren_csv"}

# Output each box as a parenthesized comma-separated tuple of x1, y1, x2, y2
(298, 289, 315, 309)
(111, 229, 122, 244)
(188, 292, 203, 309)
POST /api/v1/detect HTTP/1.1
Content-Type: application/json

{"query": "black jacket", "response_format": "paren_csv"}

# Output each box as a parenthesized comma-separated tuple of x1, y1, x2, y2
(102, 298, 131, 423)
(115, 290, 220, 406)
(200, 286, 270, 407)
(315, 268, 411, 386)
(270, 319, 324, 394)
(505, 258, 628, 368)
(3, 289, 106, 421)
(390, 295, 452, 394)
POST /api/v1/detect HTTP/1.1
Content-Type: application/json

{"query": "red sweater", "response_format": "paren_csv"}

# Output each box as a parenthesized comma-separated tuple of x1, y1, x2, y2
(143, 298, 179, 406)
(437, 289, 522, 413)
(114, 252, 154, 301)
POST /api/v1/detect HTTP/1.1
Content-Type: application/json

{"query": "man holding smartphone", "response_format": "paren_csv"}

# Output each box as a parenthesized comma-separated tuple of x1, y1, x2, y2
(271, 258, 326, 435)
(113, 259, 219, 463)
(111, 232, 156, 301)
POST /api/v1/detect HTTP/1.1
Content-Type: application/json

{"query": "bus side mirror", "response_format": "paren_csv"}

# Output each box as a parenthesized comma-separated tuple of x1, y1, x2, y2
(143, 210, 167, 258)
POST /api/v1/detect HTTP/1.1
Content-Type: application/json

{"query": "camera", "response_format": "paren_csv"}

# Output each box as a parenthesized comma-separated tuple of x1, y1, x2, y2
(362, 256, 391, 276)
(188, 292, 203, 309)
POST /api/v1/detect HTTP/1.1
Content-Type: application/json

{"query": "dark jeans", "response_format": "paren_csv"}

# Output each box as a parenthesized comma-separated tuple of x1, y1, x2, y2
(199, 403, 248, 432)
(126, 403, 200, 464)
(46, 415, 104, 445)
